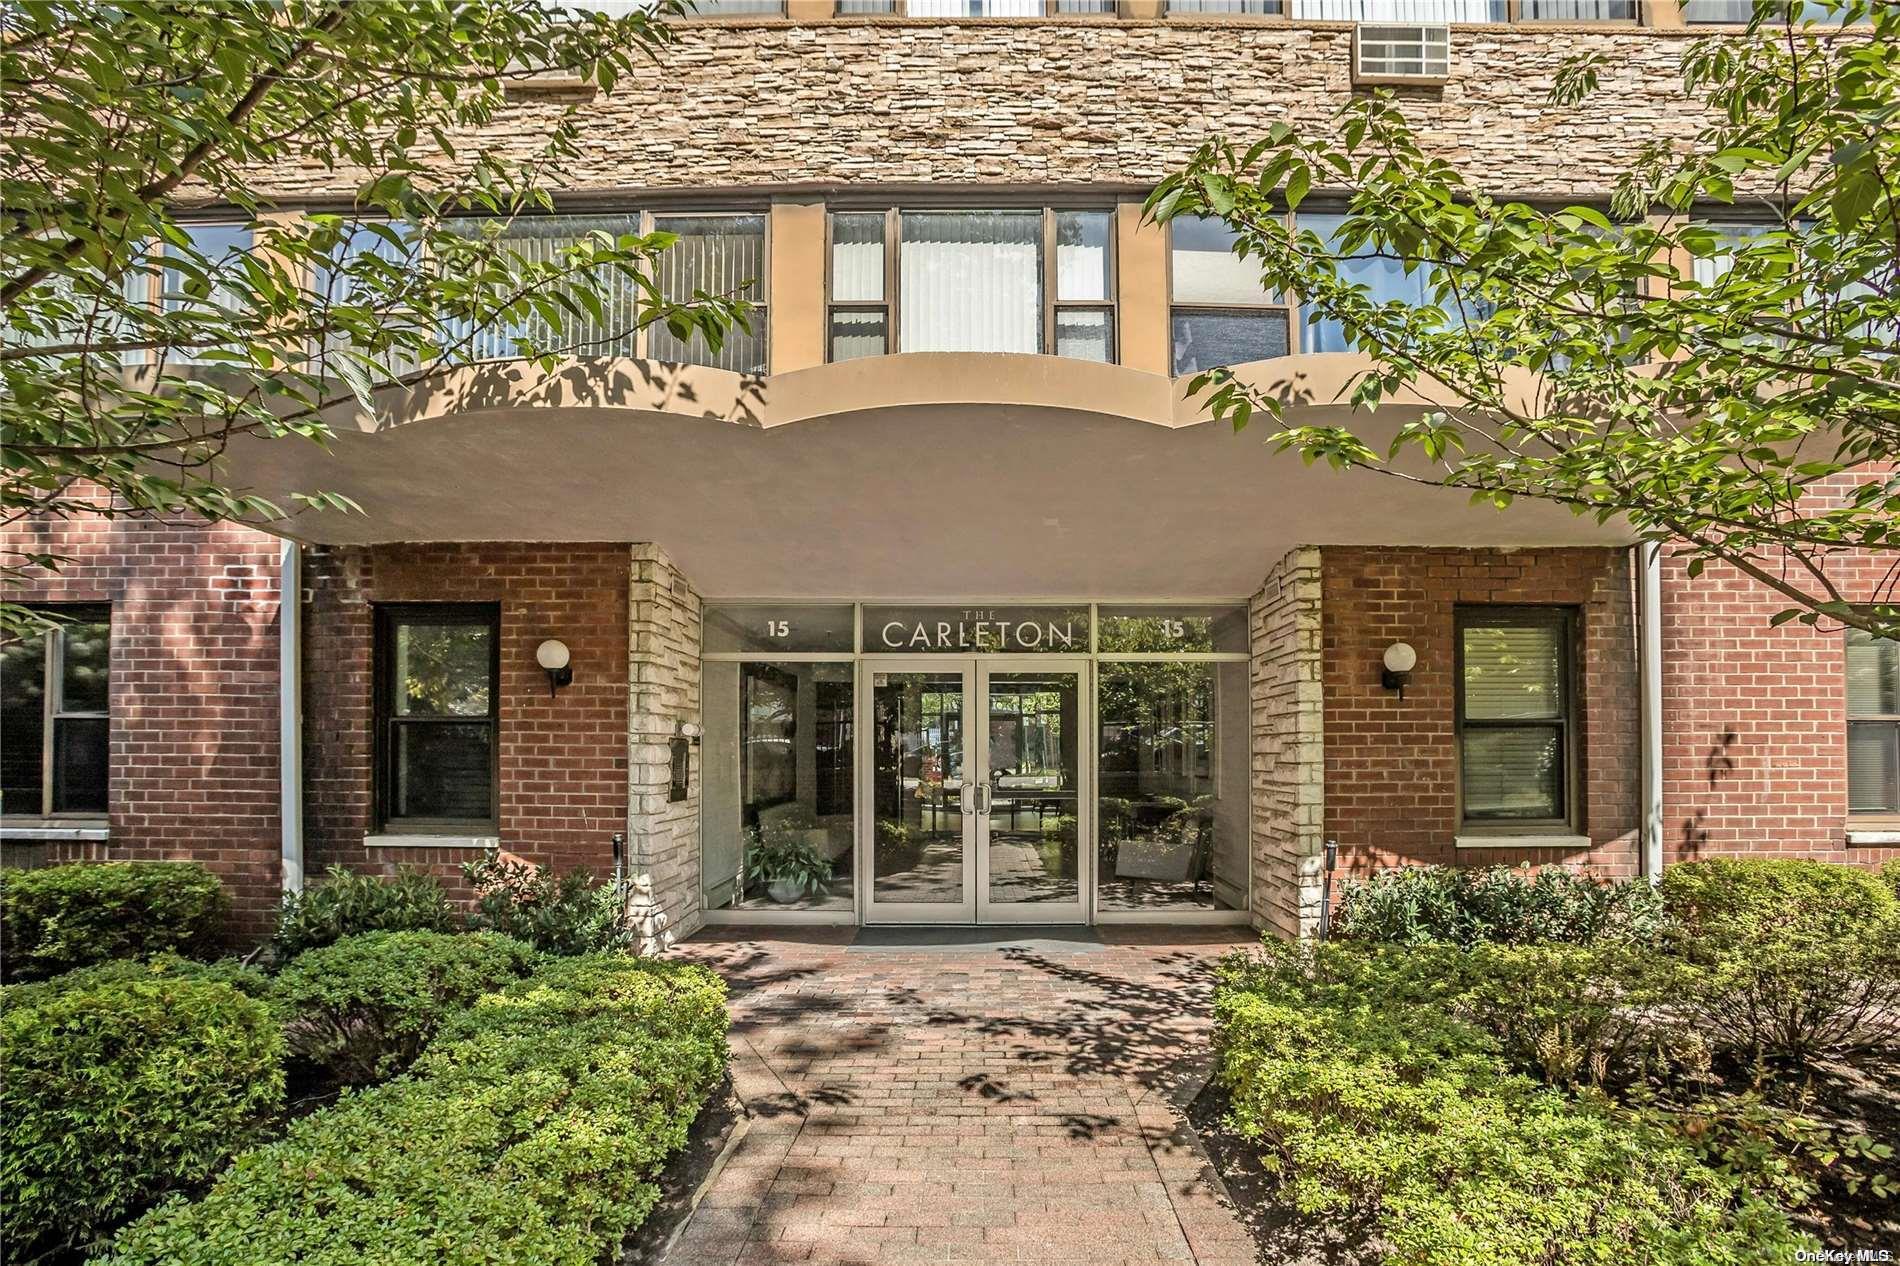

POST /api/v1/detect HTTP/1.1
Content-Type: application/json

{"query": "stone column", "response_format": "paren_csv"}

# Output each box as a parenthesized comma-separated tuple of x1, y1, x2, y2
(1249, 547, 1325, 939)
(626, 544, 704, 953)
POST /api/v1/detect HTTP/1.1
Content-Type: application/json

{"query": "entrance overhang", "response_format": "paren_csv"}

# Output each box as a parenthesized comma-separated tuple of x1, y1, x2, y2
(225, 352, 1637, 597)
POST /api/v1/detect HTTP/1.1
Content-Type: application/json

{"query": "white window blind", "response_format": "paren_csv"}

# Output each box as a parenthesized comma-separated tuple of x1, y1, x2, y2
(898, 211, 1041, 354)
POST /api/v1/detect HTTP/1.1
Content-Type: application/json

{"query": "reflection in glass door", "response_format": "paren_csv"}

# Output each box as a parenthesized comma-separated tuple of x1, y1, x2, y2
(866, 667, 975, 922)
(977, 662, 1088, 924)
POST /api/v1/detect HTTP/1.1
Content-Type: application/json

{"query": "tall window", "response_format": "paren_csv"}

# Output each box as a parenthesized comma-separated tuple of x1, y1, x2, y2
(1848, 629, 1899, 815)
(1, 607, 110, 817)
(1169, 215, 1289, 376)
(1298, 211, 1496, 355)
(648, 214, 768, 373)
(440, 212, 765, 371)
(375, 605, 499, 829)
(159, 222, 254, 364)
(1456, 607, 1575, 830)
(826, 207, 1116, 362)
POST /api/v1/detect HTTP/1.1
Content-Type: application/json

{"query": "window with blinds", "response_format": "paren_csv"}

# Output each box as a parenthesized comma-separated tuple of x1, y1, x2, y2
(375, 605, 500, 829)
(825, 207, 1116, 363)
(1456, 607, 1574, 828)
(438, 212, 765, 371)
(1847, 629, 1900, 815)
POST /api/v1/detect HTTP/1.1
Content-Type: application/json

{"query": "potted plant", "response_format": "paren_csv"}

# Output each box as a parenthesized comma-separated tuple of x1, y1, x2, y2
(746, 825, 831, 904)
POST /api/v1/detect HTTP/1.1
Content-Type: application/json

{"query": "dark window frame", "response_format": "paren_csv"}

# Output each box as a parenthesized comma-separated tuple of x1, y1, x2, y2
(374, 603, 501, 832)
(1846, 628, 1900, 816)
(1, 604, 111, 819)
(1453, 605, 1580, 833)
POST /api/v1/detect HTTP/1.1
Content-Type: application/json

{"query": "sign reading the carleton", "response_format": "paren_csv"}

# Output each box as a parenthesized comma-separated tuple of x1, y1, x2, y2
(864, 605, 1090, 653)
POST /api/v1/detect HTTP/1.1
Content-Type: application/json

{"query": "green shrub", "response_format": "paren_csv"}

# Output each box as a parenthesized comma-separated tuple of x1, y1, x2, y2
(1333, 863, 1663, 947)
(1660, 857, 1895, 944)
(0, 861, 228, 981)
(1882, 858, 1900, 901)
(4, 951, 275, 1005)
(271, 865, 458, 959)
(272, 930, 540, 1084)
(1, 973, 283, 1260)
(1660, 859, 1900, 1066)
(464, 853, 633, 955)
(100, 955, 729, 1266)
(1215, 941, 1807, 1265)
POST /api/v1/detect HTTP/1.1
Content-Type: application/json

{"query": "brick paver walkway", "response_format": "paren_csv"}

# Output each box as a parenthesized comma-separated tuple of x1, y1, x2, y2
(662, 926, 1260, 1266)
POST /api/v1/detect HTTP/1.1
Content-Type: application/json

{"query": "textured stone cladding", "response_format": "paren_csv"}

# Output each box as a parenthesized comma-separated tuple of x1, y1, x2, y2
(1320, 545, 1640, 881)
(1660, 548, 1900, 872)
(0, 508, 287, 941)
(625, 545, 703, 953)
(1249, 546, 1325, 940)
(301, 542, 632, 896)
(249, 22, 1745, 201)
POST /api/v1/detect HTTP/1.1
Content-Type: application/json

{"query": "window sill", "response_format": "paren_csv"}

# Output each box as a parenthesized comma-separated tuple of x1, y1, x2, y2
(1455, 834, 1592, 851)
(1846, 821, 1900, 847)
(363, 833, 499, 851)
(1, 819, 109, 842)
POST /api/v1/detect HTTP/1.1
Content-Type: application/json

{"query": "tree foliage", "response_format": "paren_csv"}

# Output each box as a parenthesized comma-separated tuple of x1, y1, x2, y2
(1, 0, 747, 637)
(1150, 0, 1899, 637)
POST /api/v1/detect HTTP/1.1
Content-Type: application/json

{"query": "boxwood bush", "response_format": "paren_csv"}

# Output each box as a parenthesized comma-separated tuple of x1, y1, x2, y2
(272, 930, 540, 1084)
(1, 972, 283, 1260)
(3, 950, 276, 1005)
(1333, 863, 1664, 947)
(100, 954, 730, 1266)
(0, 861, 228, 981)
(271, 865, 459, 959)
(1659, 858, 1900, 1065)
(1214, 942, 1807, 1265)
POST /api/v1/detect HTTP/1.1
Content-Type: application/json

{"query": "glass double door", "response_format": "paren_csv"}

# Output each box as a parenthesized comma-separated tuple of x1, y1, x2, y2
(863, 658, 1090, 924)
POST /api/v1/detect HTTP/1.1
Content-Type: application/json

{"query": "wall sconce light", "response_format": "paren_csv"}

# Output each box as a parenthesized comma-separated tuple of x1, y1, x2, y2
(535, 639, 572, 697)
(1381, 642, 1417, 699)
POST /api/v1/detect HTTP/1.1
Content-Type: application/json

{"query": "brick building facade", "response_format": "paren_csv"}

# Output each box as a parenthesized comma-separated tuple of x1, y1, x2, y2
(5, 8, 1894, 940)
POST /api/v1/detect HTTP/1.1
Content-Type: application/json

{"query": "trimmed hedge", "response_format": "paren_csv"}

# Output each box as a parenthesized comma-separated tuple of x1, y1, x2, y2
(1214, 942, 1808, 1265)
(272, 930, 541, 1083)
(1660, 857, 1896, 944)
(0, 861, 228, 981)
(100, 954, 730, 1266)
(1334, 863, 1664, 947)
(4, 951, 276, 1005)
(1, 972, 283, 1260)
(272, 866, 458, 959)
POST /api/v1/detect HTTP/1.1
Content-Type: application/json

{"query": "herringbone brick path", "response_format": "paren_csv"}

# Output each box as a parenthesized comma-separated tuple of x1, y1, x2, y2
(662, 927, 1259, 1266)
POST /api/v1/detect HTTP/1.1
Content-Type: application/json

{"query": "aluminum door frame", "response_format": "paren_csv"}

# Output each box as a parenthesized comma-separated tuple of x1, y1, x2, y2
(974, 657, 1093, 926)
(858, 658, 979, 924)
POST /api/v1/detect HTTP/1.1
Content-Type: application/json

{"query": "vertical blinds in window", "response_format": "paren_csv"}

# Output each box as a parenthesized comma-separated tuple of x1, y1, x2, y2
(441, 214, 643, 361)
(648, 214, 767, 372)
(899, 211, 1041, 354)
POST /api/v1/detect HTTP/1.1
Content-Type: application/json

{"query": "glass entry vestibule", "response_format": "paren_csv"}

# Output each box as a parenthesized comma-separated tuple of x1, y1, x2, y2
(700, 603, 1251, 925)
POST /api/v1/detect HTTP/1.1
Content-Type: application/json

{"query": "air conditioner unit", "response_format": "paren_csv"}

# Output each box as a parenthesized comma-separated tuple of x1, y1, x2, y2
(1352, 23, 1451, 86)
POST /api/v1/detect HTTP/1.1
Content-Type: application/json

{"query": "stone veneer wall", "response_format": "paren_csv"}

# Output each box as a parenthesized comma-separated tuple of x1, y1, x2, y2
(247, 22, 1792, 202)
(625, 545, 704, 953)
(1249, 547, 1325, 940)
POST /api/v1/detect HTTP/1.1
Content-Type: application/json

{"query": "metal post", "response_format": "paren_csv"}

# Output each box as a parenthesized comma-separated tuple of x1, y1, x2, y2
(1318, 837, 1338, 940)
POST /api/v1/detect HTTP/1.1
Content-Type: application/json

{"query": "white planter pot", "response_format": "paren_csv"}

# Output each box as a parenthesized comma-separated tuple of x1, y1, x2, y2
(767, 878, 808, 904)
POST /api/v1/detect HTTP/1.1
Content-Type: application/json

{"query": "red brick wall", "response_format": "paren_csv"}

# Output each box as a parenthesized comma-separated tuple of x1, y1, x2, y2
(0, 511, 286, 940)
(301, 543, 630, 891)
(1660, 550, 1900, 872)
(1321, 546, 1641, 881)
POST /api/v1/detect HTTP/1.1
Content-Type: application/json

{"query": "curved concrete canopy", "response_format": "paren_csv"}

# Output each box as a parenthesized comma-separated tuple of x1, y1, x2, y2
(228, 352, 1634, 599)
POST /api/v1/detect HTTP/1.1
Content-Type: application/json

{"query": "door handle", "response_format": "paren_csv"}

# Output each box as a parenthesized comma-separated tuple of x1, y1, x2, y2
(975, 783, 992, 815)
(960, 782, 974, 815)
